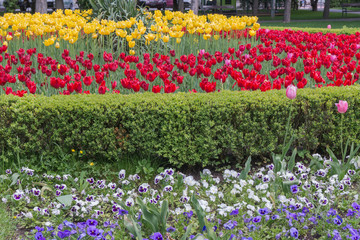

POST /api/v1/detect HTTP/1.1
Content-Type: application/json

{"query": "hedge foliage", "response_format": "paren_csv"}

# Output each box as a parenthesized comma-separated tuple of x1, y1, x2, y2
(1, 86, 360, 167)
(264, 26, 360, 35)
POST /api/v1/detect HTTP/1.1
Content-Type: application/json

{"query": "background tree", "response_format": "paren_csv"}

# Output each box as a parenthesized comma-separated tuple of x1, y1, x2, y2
(191, 0, 199, 14)
(283, 0, 291, 22)
(35, 0, 47, 13)
(179, 0, 184, 11)
(252, 0, 259, 15)
(173, 0, 179, 10)
(310, 0, 318, 11)
(55, 0, 64, 9)
(323, 0, 331, 18)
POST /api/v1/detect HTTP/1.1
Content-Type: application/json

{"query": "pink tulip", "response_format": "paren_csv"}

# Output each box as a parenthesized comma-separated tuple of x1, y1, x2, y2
(225, 59, 231, 66)
(327, 25, 331, 29)
(286, 85, 297, 99)
(329, 54, 337, 62)
(335, 100, 348, 113)
(199, 49, 205, 55)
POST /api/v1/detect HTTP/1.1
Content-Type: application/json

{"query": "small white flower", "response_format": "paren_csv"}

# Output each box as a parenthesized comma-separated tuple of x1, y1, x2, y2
(24, 212, 33, 218)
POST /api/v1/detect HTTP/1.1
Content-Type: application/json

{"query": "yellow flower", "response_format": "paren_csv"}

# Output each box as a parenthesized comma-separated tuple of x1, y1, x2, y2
(162, 35, 169, 43)
(92, 33, 98, 39)
(55, 42, 60, 48)
(43, 37, 55, 46)
(128, 40, 135, 48)
(6, 34, 12, 41)
(14, 31, 21, 38)
(3, 41, 8, 46)
(176, 38, 181, 44)
(214, 35, 220, 40)
(13, 216, 17, 219)
(126, 35, 133, 42)
(249, 29, 256, 37)
(71, 149, 75, 153)
(203, 34, 211, 40)
(90, 162, 94, 166)
(80, 150, 83, 154)
(129, 50, 135, 55)
(253, 22, 260, 31)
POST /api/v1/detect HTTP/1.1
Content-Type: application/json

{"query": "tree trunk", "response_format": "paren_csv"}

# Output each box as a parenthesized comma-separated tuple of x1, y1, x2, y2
(310, 0, 318, 11)
(35, 0, 47, 13)
(283, 0, 291, 23)
(178, 0, 184, 12)
(191, 0, 199, 14)
(323, 0, 330, 18)
(55, 0, 64, 9)
(270, 0, 275, 18)
(173, 0, 178, 11)
(252, 0, 258, 15)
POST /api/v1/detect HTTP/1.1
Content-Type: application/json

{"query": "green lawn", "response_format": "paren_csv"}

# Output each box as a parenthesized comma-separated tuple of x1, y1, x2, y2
(260, 20, 360, 29)
(257, 9, 360, 21)
(0, 204, 18, 239)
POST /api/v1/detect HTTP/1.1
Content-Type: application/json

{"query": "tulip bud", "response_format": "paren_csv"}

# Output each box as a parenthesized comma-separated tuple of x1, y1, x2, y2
(327, 25, 331, 29)
(335, 100, 348, 113)
(286, 85, 297, 100)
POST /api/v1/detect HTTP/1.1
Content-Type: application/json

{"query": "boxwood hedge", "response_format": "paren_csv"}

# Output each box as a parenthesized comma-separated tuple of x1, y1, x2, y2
(0, 86, 359, 167)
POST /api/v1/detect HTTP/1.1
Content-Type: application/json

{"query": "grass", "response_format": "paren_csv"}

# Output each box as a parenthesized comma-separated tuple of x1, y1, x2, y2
(0, 204, 18, 239)
(260, 20, 360, 29)
(257, 9, 360, 21)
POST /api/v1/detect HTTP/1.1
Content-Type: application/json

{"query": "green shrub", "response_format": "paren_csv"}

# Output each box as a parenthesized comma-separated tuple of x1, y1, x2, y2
(1, 86, 360, 167)
(264, 26, 360, 35)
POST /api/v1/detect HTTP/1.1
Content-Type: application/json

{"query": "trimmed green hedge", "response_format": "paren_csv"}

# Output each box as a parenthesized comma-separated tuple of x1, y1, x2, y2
(1, 86, 360, 167)
(264, 26, 359, 35)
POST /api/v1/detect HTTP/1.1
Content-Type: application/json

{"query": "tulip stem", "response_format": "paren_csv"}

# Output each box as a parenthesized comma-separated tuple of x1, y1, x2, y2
(340, 113, 343, 158)
(283, 104, 292, 149)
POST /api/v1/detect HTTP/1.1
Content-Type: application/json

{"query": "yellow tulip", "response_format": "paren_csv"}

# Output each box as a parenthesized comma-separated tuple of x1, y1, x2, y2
(55, 42, 60, 48)
(129, 50, 135, 55)
(162, 35, 169, 43)
(126, 35, 133, 42)
(249, 29, 256, 37)
(128, 40, 135, 48)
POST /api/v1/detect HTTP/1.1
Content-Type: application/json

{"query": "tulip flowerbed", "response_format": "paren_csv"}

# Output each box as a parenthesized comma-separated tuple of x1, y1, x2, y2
(0, 11, 359, 95)
(1, 152, 360, 239)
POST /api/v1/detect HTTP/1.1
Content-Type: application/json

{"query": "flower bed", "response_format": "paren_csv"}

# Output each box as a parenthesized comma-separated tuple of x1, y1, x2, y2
(1, 153, 359, 239)
(0, 11, 359, 95)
